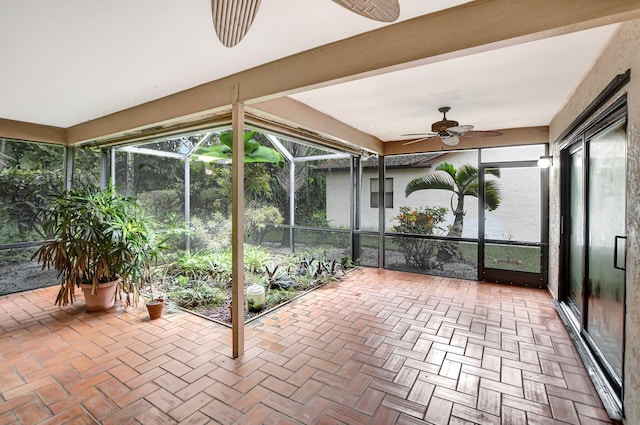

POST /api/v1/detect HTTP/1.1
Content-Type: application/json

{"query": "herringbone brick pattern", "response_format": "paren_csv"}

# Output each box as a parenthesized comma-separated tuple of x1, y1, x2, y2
(0, 268, 612, 424)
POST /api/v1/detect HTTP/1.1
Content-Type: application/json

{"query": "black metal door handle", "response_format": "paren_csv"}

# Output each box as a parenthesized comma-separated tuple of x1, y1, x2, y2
(614, 235, 627, 271)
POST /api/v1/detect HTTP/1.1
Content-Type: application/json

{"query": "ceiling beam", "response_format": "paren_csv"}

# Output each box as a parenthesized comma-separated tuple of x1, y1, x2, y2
(66, 0, 640, 144)
(249, 97, 384, 154)
(383, 127, 549, 155)
(0, 118, 66, 145)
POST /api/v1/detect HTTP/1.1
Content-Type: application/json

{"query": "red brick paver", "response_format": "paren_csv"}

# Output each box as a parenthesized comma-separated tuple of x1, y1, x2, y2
(0, 268, 612, 424)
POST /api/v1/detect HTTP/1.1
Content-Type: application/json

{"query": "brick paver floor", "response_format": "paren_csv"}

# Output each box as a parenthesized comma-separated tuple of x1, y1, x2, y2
(0, 268, 613, 424)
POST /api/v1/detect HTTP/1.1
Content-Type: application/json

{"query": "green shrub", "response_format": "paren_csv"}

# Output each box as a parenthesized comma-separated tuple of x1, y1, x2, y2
(136, 189, 183, 223)
(244, 205, 283, 244)
(0, 168, 63, 241)
(177, 251, 213, 275)
(176, 250, 232, 284)
(190, 214, 232, 251)
(170, 284, 226, 309)
(391, 206, 447, 269)
(266, 289, 295, 305)
(244, 245, 271, 273)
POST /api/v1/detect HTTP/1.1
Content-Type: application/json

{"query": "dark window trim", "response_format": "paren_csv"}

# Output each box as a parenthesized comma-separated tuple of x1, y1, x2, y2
(370, 177, 393, 208)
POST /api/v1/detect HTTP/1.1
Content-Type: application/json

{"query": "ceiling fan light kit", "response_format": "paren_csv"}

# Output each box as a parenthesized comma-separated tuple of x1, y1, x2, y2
(211, 0, 399, 47)
(441, 135, 460, 146)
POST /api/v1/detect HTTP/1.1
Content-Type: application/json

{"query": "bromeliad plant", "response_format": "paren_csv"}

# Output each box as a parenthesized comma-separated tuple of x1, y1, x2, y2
(32, 183, 165, 307)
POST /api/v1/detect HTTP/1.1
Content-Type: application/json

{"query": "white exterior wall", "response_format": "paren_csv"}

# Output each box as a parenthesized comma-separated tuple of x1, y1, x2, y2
(326, 147, 542, 242)
(324, 171, 351, 229)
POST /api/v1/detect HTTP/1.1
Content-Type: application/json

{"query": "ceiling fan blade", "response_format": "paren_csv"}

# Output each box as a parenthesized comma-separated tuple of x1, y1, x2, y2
(403, 136, 439, 146)
(462, 130, 504, 138)
(447, 125, 474, 135)
(211, 0, 262, 47)
(400, 132, 433, 137)
(332, 0, 400, 22)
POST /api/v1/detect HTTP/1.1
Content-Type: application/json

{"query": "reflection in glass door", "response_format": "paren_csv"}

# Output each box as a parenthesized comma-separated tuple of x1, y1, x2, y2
(564, 118, 626, 391)
(568, 147, 584, 315)
(586, 122, 626, 382)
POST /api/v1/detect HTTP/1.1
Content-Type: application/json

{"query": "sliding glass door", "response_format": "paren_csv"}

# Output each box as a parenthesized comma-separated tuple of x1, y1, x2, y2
(563, 113, 626, 392)
(567, 146, 584, 315)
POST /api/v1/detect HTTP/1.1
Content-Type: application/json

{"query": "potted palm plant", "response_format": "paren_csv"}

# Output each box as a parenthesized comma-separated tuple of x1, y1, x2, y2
(32, 183, 164, 311)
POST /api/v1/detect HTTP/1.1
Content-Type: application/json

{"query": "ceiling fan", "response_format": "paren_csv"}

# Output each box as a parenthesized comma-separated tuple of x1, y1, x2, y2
(211, 0, 400, 47)
(402, 106, 503, 147)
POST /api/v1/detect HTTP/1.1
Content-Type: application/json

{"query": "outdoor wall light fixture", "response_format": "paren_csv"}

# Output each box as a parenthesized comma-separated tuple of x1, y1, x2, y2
(537, 155, 553, 168)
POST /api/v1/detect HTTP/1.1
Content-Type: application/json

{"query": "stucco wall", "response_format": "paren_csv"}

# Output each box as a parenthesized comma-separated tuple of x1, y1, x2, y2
(326, 147, 543, 242)
(548, 20, 640, 423)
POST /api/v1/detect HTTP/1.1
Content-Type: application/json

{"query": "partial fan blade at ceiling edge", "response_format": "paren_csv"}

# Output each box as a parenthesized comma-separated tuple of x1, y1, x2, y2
(403, 136, 439, 146)
(462, 130, 504, 138)
(331, 0, 400, 22)
(211, 0, 262, 47)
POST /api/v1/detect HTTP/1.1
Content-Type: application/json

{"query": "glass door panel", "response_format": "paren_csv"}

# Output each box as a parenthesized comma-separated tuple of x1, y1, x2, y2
(483, 167, 541, 243)
(481, 165, 544, 287)
(568, 148, 584, 314)
(585, 122, 626, 380)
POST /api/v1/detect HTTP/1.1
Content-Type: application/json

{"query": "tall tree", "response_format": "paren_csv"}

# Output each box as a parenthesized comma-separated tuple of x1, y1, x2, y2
(405, 162, 501, 237)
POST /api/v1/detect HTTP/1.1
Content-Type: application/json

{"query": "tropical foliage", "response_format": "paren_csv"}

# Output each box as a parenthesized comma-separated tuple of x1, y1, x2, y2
(391, 206, 447, 269)
(405, 162, 501, 237)
(32, 184, 166, 306)
(156, 246, 353, 324)
(195, 131, 284, 167)
(0, 168, 62, 241)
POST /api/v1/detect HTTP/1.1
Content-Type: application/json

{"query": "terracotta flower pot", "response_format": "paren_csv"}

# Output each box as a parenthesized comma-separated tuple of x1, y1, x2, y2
(81, 279, 118, 312)
(146, 299, 165, 320)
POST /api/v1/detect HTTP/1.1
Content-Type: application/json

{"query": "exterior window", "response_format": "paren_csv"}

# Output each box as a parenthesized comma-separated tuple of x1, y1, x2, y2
(370, 178, 393, 208)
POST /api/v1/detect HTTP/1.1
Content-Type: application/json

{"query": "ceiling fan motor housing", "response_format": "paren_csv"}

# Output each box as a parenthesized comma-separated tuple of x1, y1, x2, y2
(432, 119, 459, 133)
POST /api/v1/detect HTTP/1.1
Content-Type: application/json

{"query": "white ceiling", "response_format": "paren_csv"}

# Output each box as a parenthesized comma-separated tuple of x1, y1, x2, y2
(291, 25, 618, 141)
(0, 0, 619, 142)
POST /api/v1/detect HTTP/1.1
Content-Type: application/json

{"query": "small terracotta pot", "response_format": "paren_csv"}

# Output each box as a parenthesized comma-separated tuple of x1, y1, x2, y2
(81, 279, 118, 312)
(146, 299, 165, 320)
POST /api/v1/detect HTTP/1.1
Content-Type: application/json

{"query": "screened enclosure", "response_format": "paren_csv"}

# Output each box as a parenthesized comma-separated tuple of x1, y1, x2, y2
(0, 127, 548, 297)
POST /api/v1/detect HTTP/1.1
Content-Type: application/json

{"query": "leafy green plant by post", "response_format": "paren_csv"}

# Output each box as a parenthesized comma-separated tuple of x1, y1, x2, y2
(32, 183, 166, 307)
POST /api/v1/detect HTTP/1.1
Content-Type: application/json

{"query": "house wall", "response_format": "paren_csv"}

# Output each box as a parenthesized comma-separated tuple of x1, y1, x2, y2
(326, 147, 542, 242)
(548, 20, 640, 423)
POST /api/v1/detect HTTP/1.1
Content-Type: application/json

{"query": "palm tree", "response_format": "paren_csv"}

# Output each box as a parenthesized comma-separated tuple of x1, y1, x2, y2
(405, 162, 501, 238)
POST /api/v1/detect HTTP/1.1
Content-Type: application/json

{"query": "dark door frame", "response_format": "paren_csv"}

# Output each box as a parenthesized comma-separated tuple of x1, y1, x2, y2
(478, 160, 549, 288)
(557, 94, 627, 417)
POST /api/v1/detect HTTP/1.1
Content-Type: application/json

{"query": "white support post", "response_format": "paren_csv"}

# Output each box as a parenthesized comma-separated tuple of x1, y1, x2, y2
(184, 156, 191, 252)
(231, 87, 245, 358)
